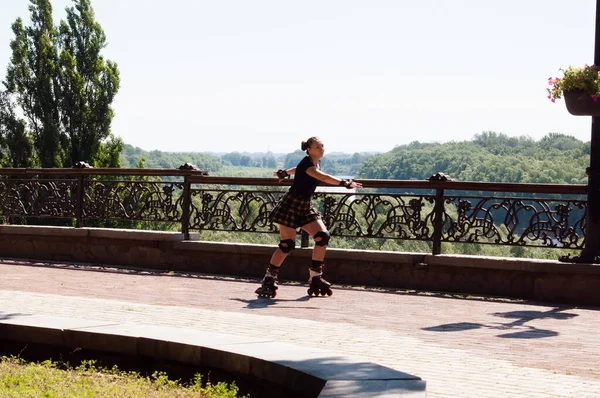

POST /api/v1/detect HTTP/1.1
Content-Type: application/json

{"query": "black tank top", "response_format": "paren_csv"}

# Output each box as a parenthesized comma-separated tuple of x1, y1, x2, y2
(289, 156, 319, 199)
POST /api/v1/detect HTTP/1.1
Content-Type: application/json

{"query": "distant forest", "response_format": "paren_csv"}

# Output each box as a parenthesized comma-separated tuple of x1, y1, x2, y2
(121, 132, 590, 184)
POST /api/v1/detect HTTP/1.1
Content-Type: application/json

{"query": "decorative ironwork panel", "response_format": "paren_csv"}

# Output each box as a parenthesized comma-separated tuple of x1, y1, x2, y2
(189, 188, 435, 240)
(0, 178, 77, 219)
(189, 189, 282, 232)
(84, 180, 184, 222)
(442, 195, 586, 248)
(315, 193, 435, 240)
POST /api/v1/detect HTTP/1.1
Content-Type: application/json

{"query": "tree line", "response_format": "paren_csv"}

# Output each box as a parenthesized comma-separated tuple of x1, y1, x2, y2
(121, 132, 590, 186)
(357, 132, 589, 184)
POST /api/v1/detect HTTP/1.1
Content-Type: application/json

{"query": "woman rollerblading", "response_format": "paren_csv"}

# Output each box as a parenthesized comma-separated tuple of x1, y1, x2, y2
(255, 136, 362, 298)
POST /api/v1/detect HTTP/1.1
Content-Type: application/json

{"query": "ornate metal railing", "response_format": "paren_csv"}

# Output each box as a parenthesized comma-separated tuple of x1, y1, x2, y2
(0, 168, 587, 254)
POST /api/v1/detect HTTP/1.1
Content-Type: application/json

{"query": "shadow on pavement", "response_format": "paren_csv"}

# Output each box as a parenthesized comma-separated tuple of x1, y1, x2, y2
(422, 306, 577, 339)
(0, 312, 26, 321)
(229, 296, 321, 310)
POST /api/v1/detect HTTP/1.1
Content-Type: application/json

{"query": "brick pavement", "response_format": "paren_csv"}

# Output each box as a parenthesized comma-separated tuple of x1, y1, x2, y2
(1, 259, 600, 397)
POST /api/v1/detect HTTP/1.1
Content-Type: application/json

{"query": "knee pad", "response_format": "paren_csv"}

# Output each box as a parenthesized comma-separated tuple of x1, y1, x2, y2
(314, 230, 331, 247)
(278, 239, 296, 253)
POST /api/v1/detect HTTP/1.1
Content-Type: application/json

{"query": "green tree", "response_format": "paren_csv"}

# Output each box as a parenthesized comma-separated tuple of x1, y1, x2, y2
(57, 0, 120, 166)
(284, 150, 305, 169)
(2, 0, 121, 168)
(0, 91, 35, 167)
(5, 0, 65, 167)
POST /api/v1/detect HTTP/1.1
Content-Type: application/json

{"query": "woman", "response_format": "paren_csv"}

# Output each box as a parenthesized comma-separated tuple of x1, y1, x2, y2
(255, 136, 362, 298)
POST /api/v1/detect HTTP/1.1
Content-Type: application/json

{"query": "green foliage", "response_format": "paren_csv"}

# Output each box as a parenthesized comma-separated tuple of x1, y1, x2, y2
(120, 144, 223, 172)
(5, 1, 65, 167)
(283, 150, 306, 169)
(221, 151, 277, 168)
(95, 134, 124, 168)
(2, 0, 121, 168)
(282, 149, 368, 176)
(357, 132, 589, 184)
(547, 65, 600, 101)
(0, 91, 35, 167)
(212, 166, 274, 177)
(57, 0, 120, 166)
(0, 356, 247, 398)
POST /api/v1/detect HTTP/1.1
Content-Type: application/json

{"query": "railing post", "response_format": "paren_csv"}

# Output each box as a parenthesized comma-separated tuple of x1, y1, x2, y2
(75, 175, 85, 228)
(72, 161, 92, 228)
(181, 175, 191, 240)
(301, 230, 310, 248)
(178, 163, 209, 241)
(428, 172, 452, 255)
(432, 187, 444, 255)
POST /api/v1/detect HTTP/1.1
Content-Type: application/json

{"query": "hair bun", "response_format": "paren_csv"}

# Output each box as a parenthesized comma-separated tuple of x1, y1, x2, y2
(301, 141, 308, 151)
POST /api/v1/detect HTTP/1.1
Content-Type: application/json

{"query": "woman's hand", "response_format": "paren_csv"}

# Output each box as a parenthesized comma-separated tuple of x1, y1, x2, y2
(274, 169, 290, 181)
(349, 180, 363, 189)
(339, 179, 363, 189)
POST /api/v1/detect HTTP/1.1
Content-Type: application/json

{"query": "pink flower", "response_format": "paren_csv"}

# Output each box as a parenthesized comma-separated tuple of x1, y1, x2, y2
(551, 98, 556, 103)
(585, 64, 589, 68)
(592, 95, 598, 102)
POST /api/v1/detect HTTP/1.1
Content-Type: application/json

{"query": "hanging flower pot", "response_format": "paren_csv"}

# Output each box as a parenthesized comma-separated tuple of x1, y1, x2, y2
(547, 65, 600, 116)
(563, 89, 600, 116)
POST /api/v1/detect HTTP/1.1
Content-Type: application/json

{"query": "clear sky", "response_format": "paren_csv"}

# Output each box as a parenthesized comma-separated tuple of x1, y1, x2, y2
(0, 0, 597, 154)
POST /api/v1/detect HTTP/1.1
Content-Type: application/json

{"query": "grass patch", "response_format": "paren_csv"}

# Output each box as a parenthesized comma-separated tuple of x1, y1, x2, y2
(0, 356, 248, 398)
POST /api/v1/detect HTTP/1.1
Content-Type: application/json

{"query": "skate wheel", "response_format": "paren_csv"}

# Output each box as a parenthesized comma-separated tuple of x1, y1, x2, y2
(307, 288, 314, 296)
(326, 288, 333, 296)
(320, 291, 326, 296)
(271, 290, 277, 298)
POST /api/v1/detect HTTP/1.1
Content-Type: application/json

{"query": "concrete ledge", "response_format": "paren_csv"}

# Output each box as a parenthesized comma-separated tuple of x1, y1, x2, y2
(0, 225, 201, 242)
(0, 225, 89, 237)
(174, 240, 278, 254)
(84, 228, 186, 241)
(175, 241, 425, 264)
(0, 314, 425, 398)
(173, 241, 426, 264)
(425, 254, 600, 275)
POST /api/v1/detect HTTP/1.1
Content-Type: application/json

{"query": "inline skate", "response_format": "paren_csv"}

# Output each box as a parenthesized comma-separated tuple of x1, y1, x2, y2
(307, 262, 332, 297)
(255, 265, 279, 298)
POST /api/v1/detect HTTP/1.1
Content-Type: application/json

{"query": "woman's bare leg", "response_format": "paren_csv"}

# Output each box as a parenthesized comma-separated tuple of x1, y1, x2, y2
(270, 224, 297, 266)
(301, 219, 333, 296)
(256, 224, 297, 297)
(301, 219, 328, 262)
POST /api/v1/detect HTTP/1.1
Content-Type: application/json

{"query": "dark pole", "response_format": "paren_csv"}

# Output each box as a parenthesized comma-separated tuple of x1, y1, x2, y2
(431, 187, 444, 255)
(561, 0, 600, 263)
(75, 175, 85, 228)
(181, 175, 191, 240)
(581, 0, 600, 261)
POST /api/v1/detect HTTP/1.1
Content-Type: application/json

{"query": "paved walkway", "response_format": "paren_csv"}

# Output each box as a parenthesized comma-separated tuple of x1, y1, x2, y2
(1, 258, 600, 397)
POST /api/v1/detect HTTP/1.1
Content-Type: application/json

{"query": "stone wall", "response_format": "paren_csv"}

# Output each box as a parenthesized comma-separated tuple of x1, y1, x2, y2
(1, 225, 599, 305)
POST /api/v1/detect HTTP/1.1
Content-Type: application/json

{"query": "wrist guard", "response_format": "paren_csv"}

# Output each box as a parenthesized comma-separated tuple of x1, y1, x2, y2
(276, 169, 290, 179)
(339, 179, 353, 189)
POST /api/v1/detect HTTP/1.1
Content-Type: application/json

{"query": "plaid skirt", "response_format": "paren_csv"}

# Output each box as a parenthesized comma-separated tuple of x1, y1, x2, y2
(269, 191, 321, 228)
